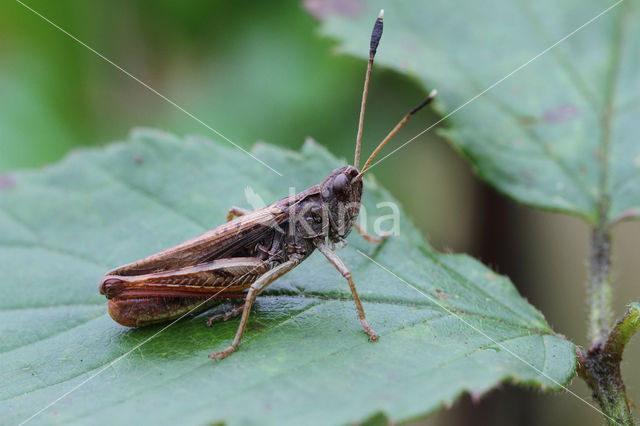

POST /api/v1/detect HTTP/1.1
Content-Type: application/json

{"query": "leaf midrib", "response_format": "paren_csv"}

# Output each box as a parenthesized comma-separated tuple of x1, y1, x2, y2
(1, 290, 554, 405)
(0, 290, 549, 358)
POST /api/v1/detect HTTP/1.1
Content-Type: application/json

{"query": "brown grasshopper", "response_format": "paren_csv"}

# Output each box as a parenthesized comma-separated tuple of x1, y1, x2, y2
(99, 10, 437, 360)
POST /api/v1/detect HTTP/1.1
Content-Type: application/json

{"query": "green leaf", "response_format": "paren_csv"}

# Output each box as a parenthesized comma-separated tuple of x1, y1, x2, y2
(308, 0, 640, 225)
(0, 130, 574, 425)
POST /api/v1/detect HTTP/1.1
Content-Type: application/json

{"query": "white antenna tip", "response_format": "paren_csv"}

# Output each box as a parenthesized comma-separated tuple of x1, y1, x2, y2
(378, 9, 384, 19)
(429, 89, 438, 99)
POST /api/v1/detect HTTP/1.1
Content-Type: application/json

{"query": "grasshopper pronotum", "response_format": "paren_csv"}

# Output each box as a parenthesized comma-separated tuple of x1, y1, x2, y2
(99, 10, 436, 360)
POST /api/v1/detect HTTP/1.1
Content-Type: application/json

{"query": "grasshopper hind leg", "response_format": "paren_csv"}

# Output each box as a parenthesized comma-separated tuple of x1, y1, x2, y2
(210, 258, 301, 360)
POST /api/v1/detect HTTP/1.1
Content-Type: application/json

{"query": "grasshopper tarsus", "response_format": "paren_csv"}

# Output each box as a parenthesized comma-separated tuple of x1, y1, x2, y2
(99, 10, 437, 360)
(363, 321, 379, 342)
(209, 345, 237, 361)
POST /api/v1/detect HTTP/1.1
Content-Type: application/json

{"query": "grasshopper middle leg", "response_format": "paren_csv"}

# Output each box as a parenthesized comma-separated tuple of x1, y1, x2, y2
(210, 258, 301, 360)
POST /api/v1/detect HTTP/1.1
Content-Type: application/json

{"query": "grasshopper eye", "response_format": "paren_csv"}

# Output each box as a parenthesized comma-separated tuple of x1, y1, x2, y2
(333, 174, 349, 194)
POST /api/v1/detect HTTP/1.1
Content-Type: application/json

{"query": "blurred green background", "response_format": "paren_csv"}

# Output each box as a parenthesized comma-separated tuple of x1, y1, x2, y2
(1, 1, 638, 425)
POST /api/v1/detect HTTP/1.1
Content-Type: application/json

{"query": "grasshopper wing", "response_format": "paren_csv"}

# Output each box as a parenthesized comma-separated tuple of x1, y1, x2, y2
(106, 203, 289, 277)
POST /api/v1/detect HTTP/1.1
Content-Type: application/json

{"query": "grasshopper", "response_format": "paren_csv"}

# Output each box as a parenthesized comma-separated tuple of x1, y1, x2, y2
(99, 10, 436, 360)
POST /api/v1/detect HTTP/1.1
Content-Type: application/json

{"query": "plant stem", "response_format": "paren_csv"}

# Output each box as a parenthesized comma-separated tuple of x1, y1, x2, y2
(578, 303, 640, 426)
(588, 225, 613, 345)
(579, 223, 638, 425)
(577, 345, 630, 426)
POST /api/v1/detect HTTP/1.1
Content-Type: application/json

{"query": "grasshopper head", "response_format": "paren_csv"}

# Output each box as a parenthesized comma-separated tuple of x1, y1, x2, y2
(320, 165, 363, 242)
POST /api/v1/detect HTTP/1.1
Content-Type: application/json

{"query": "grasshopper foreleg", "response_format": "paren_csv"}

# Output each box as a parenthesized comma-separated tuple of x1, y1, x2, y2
(226, 206, 251, 222)
(210, 257, 301, 360)
(354, 222, 389, 245)
(315, 239, 378, 342)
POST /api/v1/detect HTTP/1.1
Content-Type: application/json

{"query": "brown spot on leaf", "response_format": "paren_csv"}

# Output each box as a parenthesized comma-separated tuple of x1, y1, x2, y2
(435, 288, 450, 301)
(543, 104, 578, 123)
(593, 148, 603, 163)
(518, 115, 537, 126)
(133, 153, 143, 164)
(304, 0, 364, 19)
(0, 174, 15, 190)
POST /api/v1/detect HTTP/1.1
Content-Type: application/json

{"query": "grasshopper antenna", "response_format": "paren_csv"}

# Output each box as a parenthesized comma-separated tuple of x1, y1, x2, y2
(354, 9, 384, 169)
(355, 88, 437, 180)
